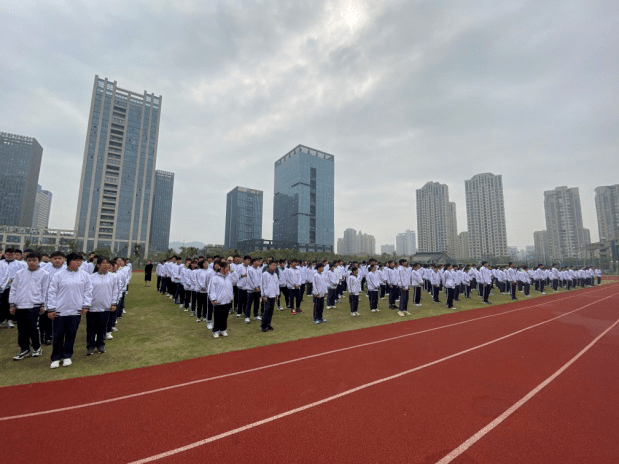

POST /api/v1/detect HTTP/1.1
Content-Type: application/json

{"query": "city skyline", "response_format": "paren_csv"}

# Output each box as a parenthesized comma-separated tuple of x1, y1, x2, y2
(1, 1, 617, 251)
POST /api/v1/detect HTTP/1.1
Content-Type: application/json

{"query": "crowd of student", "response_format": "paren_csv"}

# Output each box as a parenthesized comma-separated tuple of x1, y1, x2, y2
(1, 248, 132, 368)
(155, 255, 604, 338)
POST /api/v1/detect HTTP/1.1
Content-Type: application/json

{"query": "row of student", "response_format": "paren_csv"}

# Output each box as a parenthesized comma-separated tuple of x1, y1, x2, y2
(1, 248, 132, 368)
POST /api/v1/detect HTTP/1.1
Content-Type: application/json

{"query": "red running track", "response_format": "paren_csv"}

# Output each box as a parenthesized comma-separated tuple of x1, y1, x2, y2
(2, 284, 618, 463)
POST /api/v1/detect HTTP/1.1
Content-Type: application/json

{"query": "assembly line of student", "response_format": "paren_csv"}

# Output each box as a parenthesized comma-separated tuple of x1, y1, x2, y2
(154, 255, 603, 338)
(0, 248, 132, 368)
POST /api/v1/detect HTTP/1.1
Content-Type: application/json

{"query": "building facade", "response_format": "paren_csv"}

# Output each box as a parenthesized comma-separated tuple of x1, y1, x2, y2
(0, 132, 43, 227)
(595, 185, 619, 242)
(544, 186, 590, 260)
(273, 145, 334, 251)
(32, 185, 53, 229)
(0, 225, 75, 251)
(74, 75, 163, 256)
(416, 182, 456, 254)
(337, 228, 375, 255)
(149, 170, 174, 252)
(396, 229, 417, 256)
(224, 186, 263, 251)
(457, 231, 470, 261)
(465, 173, 508, 260)
(533, 230, 549, 262)
(381, 244, 395, 255)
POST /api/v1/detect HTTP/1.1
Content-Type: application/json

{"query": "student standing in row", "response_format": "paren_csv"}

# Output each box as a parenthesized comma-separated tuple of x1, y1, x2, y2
(260, 261, 279, 332)
(312, 263, 328, 324)
(87, 256, 118, 355)
(366, 264, 381, 312)
(208, 260, 238, 338)
(347, 266, 361, 316)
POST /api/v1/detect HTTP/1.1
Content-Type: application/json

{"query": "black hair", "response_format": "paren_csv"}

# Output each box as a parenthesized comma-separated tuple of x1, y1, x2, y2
(66, 252, 83, 265)
(97, 256, 110, 265)
(26, 252, 41, 261)
(243, 255, 252, 261)
(50, 251, 65, 258)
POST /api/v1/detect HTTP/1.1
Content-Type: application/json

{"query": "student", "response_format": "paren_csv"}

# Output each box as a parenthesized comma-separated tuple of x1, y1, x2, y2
(87, 257, 119, 355)
(204, 260, 219, 329)
(366, 264, 381, 312)
(180, 258, 193, 312)
(312, 263, 328, 324)
(245, 258, 263, 323)
(397, 259, 411, 316)
(479, 261, 493, 304)
(506, 262, 518, 300)
(195, 260, 209, 323)
(236, 255, 251, 317)
(144, 260, 153, 287)
(9, 252, 49, 360)
(277, 260, 288, 310)
(285, 259, 303, 314)
(207, 259, 239, 338)
(443, 264, 456, 309)
(326, 263, 339, 309)
(347, 266, 361, 316)
(260, 261, 279, 332)
(430, 265, 442, 303)
(47, 253, 93, 369)
(411, 263, 423, 306)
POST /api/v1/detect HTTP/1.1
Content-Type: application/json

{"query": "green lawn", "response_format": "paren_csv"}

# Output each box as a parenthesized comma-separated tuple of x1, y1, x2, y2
(0, 276, 608, 387)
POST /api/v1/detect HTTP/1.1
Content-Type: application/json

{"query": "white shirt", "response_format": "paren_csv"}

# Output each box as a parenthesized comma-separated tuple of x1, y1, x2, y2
(47, 268, 93, 316)
(89, 272, 120, 312)
(9, 266, 50, 309)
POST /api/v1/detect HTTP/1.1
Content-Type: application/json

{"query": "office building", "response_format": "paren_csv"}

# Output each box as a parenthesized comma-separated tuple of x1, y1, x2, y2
(533, 230, 549, 262)
(74, 75, 163, 256)
(396, 230, 417, 256)
(337, 228, 375, 255)
(544, 186, 590, 260)
(595, 185, 619, 242)
(0, 132, 43, 227)
(273, 145, 334, 250)
(416, 182, 456, 254)
(465, 173, 508, 260)
(32, 185, 52, 229)
(149, 170, 174, 252)
(381, 244, 395, 255)
(224, 186, 263, 251)
(457, 231, 470, 261)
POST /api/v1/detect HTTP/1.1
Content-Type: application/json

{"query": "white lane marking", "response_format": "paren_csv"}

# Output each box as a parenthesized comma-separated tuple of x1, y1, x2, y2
(128, 293, 616, 463)
(0, 286, 612, 422)
(435, 314, 619, 464)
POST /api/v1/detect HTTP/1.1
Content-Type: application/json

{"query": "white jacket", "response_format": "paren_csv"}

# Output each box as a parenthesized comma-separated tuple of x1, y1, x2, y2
(47, 269, 93, 316)
(9, 267, 50, 309)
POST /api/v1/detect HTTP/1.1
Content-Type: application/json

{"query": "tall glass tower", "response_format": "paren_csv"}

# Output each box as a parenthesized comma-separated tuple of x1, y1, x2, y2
(149, 170, 174, 252)
(75, 75, 162, 256)
(0, 132, 43, 227)
(224, 186, 263, 251)
(273, 145, 334, 250)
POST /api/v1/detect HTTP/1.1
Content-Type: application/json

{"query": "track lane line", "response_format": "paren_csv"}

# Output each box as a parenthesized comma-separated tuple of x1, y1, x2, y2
(435, 312, 619, 464)
(0, 285, 613, 422)
(127, 292, 617, 463)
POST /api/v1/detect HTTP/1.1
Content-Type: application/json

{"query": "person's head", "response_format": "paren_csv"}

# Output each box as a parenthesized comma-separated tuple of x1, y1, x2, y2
(243, 255, 251, 266)
(252, 257, 260, 268)
(147, 260, 152, 264)
(4, 248, 15, 261)
(369, 263, 377, 272)
(218, 259, 230, 275)
(26, 252, 41, 271)
(201, 260, 209, 269)
(41, 253, 50, 263)
(482, 261, 489, 268)
(66, 252, 83, 271)
(350, 266, 358, 275)
(185, 258, 191, 267)
(399, 258, 408, 267)
(268, 261, 277, 273)
(14, 249, 23, 260)
(97, 256, 111, 273)
(233, 255, 241, 264)
(50, 251, 65, 267)
(316, 262, 324, 273)
(290, 259, 298, 268)
(413, 262, 420, 270)
(279, 259, 286, 268)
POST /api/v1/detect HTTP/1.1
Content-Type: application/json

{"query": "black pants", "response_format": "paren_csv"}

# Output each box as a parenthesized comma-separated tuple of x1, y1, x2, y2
(237, 288, 248, 315)
(156, 276, 161, 291)
(446, 287, 455, 308)
(233, 285, 239, 311)
(539, 280, 545, 293)
(313, 296, 325, 322)
(368, 290, 378, 309)
(86, 312, 109, 350)
(245, 290, 260, 318)
(261, 298, 275, 329)
(327, 288, 337, 307)
(16, 307, 41, 352)
(207, 298, 214, 321)
(523, 283, 530, 296)
(413, 286, 421, 305)
(306, 282, 313, 296)
(191, 291, 197, 312)
(552, 279, 558, 291)
(175, 284, 184, 304)
(278, 287, 288, 308)
(511, 282, 517, 299)
(39, 311, 53, 343)
(389, 285, 399, 307)
(0, 288, 13, 323)
(197, 293, 208, 319)
(483, 284, 491, 303)
(212, 303, 231, 333)
(433, 286, 441, 302)
(399, 289, 409, 311)
(183, 288, 191, 309)
(349, 294, 359, 313)
(288, 288, 302, 309)
(51, 315, 81, 361)
(380, 284, 386, 298)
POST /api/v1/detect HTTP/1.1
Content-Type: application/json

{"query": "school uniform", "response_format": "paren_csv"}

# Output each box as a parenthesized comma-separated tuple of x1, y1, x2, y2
(326, 270, 339, 308)
(397, 266, 412, 313)
(443, 270, 456, 309)
(366, 270, 381, 310)
(347, 274, 361, 315)
(245, 265, 262, 319)
(479, 266, 493, 303)
(411, 268, 423, 305)
(208, 272, 239, 335)
(260, 270, 279, 330)
(313, 271, 328, 323)
(277, 266, 288, 310)
(285, 266, 303, 311)
(506, 267, 518, 300)
(236, 264, 251, 316)
(88, 271, 119, 353)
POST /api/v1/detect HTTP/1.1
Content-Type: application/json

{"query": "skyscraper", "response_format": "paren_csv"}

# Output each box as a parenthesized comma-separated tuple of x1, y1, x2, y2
(32, 185, 52, 229)
(396, 230, 417, 256)
(544, 186, 590, 260)
(75, 76, 162, 256)
(416, 182, 456, 254)
(273, 145, 334, 250)
(533, 230, 549, 262)
(149, 170, 174, 252)
(595, 185, 619, 242)
(0, 132, 43, 227)
(457, 231, 470, 261)
(224, 186, 263, 251)
(465, 173, 508, 260)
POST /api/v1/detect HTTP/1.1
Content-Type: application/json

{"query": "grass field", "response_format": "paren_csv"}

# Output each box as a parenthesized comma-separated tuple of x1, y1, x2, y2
(0, 275, 609, 387)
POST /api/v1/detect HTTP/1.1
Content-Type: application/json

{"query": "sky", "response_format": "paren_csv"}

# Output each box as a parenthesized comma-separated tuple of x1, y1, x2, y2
(1, 0, 618, 251)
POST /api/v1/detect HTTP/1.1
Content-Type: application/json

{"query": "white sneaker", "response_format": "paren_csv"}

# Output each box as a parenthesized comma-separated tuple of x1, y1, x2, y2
(405, 311, 411, 315)
(196, 318, 201, 322)
(236, 314, 241, 318)
(184, 308, 189, 312)
(371, 309, 376, 312)
(50, 360, 60, 369)
(105, 332, 113, 340)
(278, 306, 284, 311)
(202, 317, 206, 321)
(221, 330, 228, 337)
(213, 332, 220, 338)
(254, 316, 262, 321)
(6, 320, 15, 328)
(351, 312, 356, 317)
(111, 327, 118, 332)
(62, 358, 72, 367)
(245, 317, 250, 324)
(207, 322, 213, 330)
(122, 309, 127, 314)
(397, 311, 405, 317)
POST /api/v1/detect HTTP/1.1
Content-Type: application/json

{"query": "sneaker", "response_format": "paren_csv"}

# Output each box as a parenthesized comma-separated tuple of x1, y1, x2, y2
(326, 306, 332, 309)
(62, 358, 72, 367)
(291, 309, 296, 315)
(207, 322, 213, 330)
(376, 308, 380, 312)
(404, 311, 411, 316)
(184, 308, 189, 312)
(297, 308, 304, 313)
(380, 297, 385, 300)
(202, 317, 206, 321)
(122, 309, 127, 314)
(267, 325, 274, 331)
(254, 316, 262, 321)
(351, 312, 356, 317)
(105, 332, 113, 340)
(50, 360, 60, 369)
(320, 319, 328, 323)
(6, 320, 15, 328)
(261, 327, 268, 332)
(236, 314, 241, 318)
(13, 350, 30, 360)
(371, 309, 376, 312)
(355, 312, 360, 316)
(278, 306, 284, 311)
(196, 318, 201, 322)
(213, 332, 220, 338)
(111, 327, 118, 332)
(85, 348, 95, 356)
(190, 311, 196, 317)
(31, 347, 42, 357)
(397, 311, 405, 317)
(179, 304, 183, 309)
(314, 320, 320, 324)
(245, 317, 250, 324)
(97, 346, 106, 354)
(221, 330, 228, 337)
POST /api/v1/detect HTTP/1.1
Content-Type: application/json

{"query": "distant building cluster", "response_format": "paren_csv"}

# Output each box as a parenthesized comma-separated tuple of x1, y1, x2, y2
(336, 228, 375, 255)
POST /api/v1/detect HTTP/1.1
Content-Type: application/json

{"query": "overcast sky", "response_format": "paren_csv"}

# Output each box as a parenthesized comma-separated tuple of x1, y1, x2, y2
(2, 0, 618, 250)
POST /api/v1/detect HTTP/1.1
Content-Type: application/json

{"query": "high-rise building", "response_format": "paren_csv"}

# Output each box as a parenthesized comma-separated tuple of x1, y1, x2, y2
(357, 230, 376, 255)
(273, 145, 334, 250)
(595, 185, 619, 242)
(32, 185, 52, 229)
(396, 230, 417, 256)
(381, 244, 395, 254)
(224, 186, 263, 251)
(457, 231, 470, 261)
(339, 228, 358, 255)
(533, 230, 549, 262)
(416, 182, 456, 254)
(544, 186, 590, 260)
(465, 173, 508, 260)
(74, 76, 163, 256)
(0, 132, 43, 227)
(149, 170, 174, 252)
(337, 228, 375, 255)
